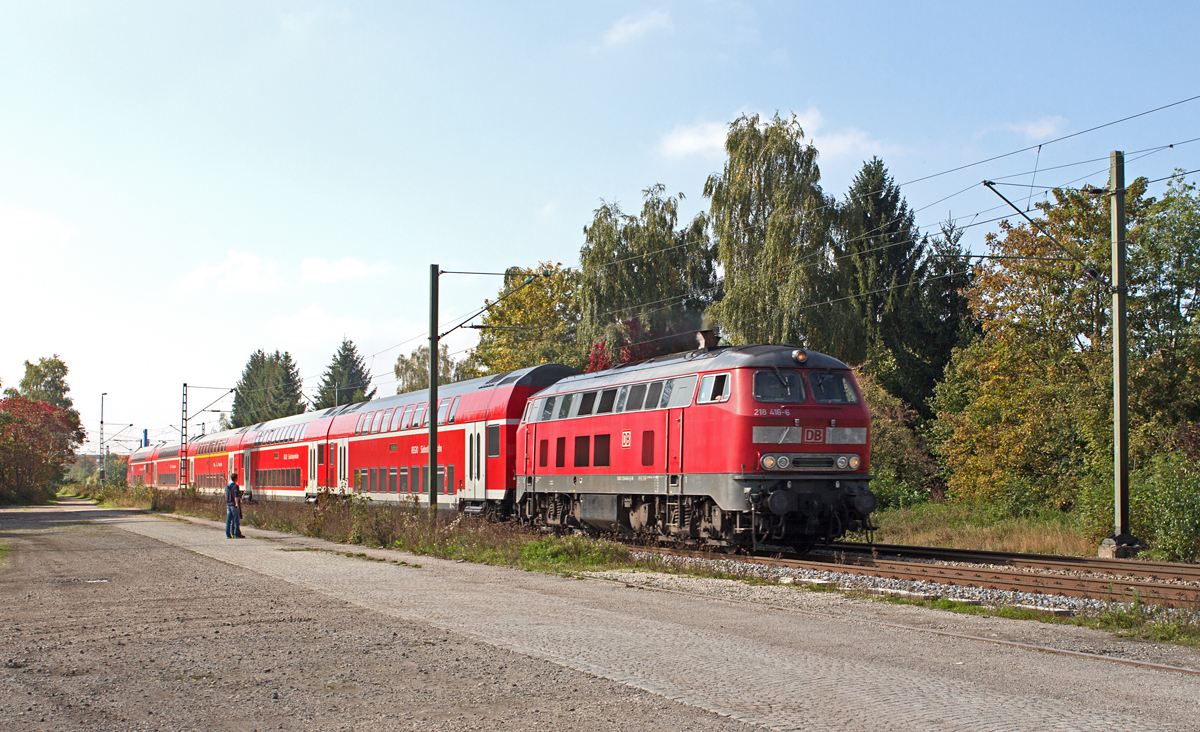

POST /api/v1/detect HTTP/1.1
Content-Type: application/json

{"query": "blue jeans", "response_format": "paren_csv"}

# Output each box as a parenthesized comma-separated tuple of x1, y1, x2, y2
(226, 506, 241, 537)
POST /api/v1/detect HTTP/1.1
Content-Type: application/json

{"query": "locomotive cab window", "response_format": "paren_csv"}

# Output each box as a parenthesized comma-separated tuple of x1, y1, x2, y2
(753, 370, 806, 404)
(809, 371, 859, 404)
(697, 373, 731, 404)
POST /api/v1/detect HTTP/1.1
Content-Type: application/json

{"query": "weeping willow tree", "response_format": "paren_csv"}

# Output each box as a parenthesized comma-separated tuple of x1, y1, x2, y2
(579, 184, 718, 369)
(703, 113, 840, 346)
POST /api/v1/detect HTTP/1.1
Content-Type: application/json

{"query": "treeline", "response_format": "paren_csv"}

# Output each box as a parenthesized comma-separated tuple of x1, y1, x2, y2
(231, 113, 1200, 558)
(0, 356, 86, 503)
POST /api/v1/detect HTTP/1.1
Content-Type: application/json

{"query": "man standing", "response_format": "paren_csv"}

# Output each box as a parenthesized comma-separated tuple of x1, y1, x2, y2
(225, 473, 245, 539)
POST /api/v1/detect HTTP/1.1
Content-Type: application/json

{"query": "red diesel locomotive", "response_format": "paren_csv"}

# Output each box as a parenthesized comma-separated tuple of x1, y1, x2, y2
(128, 342, 876, 550)
(515, 344, 875, 551)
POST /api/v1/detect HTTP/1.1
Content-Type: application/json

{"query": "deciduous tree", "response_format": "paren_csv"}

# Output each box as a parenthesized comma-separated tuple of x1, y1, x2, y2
(3, 355, 78, 420)
(471, 262, 588, 373)
(0, 380, 86, 503)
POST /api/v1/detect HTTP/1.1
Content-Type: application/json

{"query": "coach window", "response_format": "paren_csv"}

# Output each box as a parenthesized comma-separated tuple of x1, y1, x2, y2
(372, 411, 386, 434)
(354, 414, 366, 436)
(577, 391, 597, 416)
(412, 403, 426, 428)
(539, 439, 549, 468)
(486, 424, 501, 458)
(389, 407, 404, 432)
(437, 399, 450, 426)
(556, 393, 574, 419)
(539, 396, 557, 422)
(421, 404, 431, 428)
(593, 434, 611, 467)
(377, 409, 393, 434)
(626, 383, 647, 411)
(389, 467, 397, 493)
(574, 435, 590, 467)
(398, 466, 409, 493)
(641, 431, 655, 466)
(596, 389, 618, 414)
(447, 396, 461, 424)
(697, 373, 731, 404)
(317, 444, 325, 465)
(400, 404, 415, 430)
(614, 386, 630, 412)
(555, 436, 566, 468)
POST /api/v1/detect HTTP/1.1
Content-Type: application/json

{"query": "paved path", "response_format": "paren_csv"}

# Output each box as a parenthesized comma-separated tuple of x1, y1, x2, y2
(78, 505, 1200, 730)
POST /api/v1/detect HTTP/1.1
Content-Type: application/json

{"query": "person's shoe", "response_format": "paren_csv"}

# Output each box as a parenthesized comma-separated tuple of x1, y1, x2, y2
(236, 534, 246, 538)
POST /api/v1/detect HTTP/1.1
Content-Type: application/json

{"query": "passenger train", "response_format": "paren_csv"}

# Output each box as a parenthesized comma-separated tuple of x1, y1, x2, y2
(128, 336, 876, 550)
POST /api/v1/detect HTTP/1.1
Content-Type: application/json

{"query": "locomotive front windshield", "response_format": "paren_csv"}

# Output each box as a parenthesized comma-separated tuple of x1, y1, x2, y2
(809, 371, 859, 404)
(753, 370, 806, 403)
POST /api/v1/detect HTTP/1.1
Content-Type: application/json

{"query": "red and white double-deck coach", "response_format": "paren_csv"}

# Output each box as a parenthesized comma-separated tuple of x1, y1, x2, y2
(514, 343, 876, 551)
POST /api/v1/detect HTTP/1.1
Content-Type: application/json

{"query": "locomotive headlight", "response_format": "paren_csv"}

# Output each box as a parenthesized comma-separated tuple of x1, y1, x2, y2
(791, 349, 808, 364)
(761, 455, 777, 470)
(836, 456, 849, 469)
(849, 455, 861, 470)
(776, 455, 790, 469)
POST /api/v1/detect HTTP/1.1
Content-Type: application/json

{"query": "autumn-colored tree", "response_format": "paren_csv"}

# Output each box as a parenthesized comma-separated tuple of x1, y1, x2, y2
(931, 179, 1154, 512)
(471, 262, 588, 373)
(3, 355, 79, 421)
(0, 379, 87, 503)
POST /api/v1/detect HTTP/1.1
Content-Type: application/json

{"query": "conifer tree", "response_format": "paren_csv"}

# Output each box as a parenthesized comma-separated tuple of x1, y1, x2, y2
(313, 338, 376, 409)
(231, 350, 306, 427)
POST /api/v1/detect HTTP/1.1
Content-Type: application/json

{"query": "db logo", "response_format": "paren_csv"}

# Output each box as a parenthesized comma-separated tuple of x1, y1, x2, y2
(803, 428, 824, 443)
(621, 430, 632, 448)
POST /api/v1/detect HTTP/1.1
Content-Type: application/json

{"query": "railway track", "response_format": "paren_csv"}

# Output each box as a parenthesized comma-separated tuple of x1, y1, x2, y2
(637, 544, 1200, 609)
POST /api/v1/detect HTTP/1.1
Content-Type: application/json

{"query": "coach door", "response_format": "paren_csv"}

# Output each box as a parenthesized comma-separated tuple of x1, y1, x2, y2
(336, 438, 350, 490)
(307, 444, 318, 493)
(463, 421, 487, 500)
(242, 449, 252, 491)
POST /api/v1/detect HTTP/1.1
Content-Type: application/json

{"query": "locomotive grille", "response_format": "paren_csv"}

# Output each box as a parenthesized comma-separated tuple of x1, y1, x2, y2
(789, 456, 836, 469)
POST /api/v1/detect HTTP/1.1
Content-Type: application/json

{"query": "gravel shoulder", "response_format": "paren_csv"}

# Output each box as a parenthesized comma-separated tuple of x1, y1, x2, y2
(0, 501, 766, 732)
(4, 499, 1200, 732)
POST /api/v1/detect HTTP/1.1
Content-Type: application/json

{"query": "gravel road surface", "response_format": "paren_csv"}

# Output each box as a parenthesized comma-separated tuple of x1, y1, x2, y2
(3, 499, 1199, 731)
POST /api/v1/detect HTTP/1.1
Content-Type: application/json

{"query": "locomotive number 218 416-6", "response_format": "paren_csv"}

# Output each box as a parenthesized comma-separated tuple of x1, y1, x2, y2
(753, 408, 791, 417)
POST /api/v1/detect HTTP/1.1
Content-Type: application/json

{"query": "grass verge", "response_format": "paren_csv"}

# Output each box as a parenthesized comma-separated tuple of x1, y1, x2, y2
(848, 501, 1096, 555)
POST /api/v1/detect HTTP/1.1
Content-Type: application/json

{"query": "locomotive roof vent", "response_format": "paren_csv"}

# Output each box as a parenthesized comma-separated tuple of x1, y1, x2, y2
(696, 330, 719, 351)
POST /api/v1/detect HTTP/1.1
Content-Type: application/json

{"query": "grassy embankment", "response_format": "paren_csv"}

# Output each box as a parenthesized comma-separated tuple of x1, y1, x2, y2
(853, 502, 1097, 555)
(62, 481, 1200, 645)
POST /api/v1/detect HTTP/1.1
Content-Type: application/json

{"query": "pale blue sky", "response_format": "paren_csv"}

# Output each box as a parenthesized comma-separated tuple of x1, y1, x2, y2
(1, 1, 1197, 450)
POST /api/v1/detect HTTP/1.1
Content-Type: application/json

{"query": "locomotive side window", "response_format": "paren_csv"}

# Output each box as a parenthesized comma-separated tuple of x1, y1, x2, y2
(593, 434, 611, 467)
(556, 393, 574, 419)
(809, 372, 859, 404)
(644, 381, 663, 409)
(538, 439, 548, 468)
(577, 391, 597, 416)
(596, 389, 618, 414)
(540, 396, 557, 422)
(666, 375, 697, 407)
(614, 386, 629, 412)
(626, 383, 647, 411)
(658, 380, 674, 408)
(697, 373, 730, 404)
(574, 436, 590, 467)
(486, 424, 501, 457)
(555, 437, 566, 468)
(753, 370, 806, 403)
